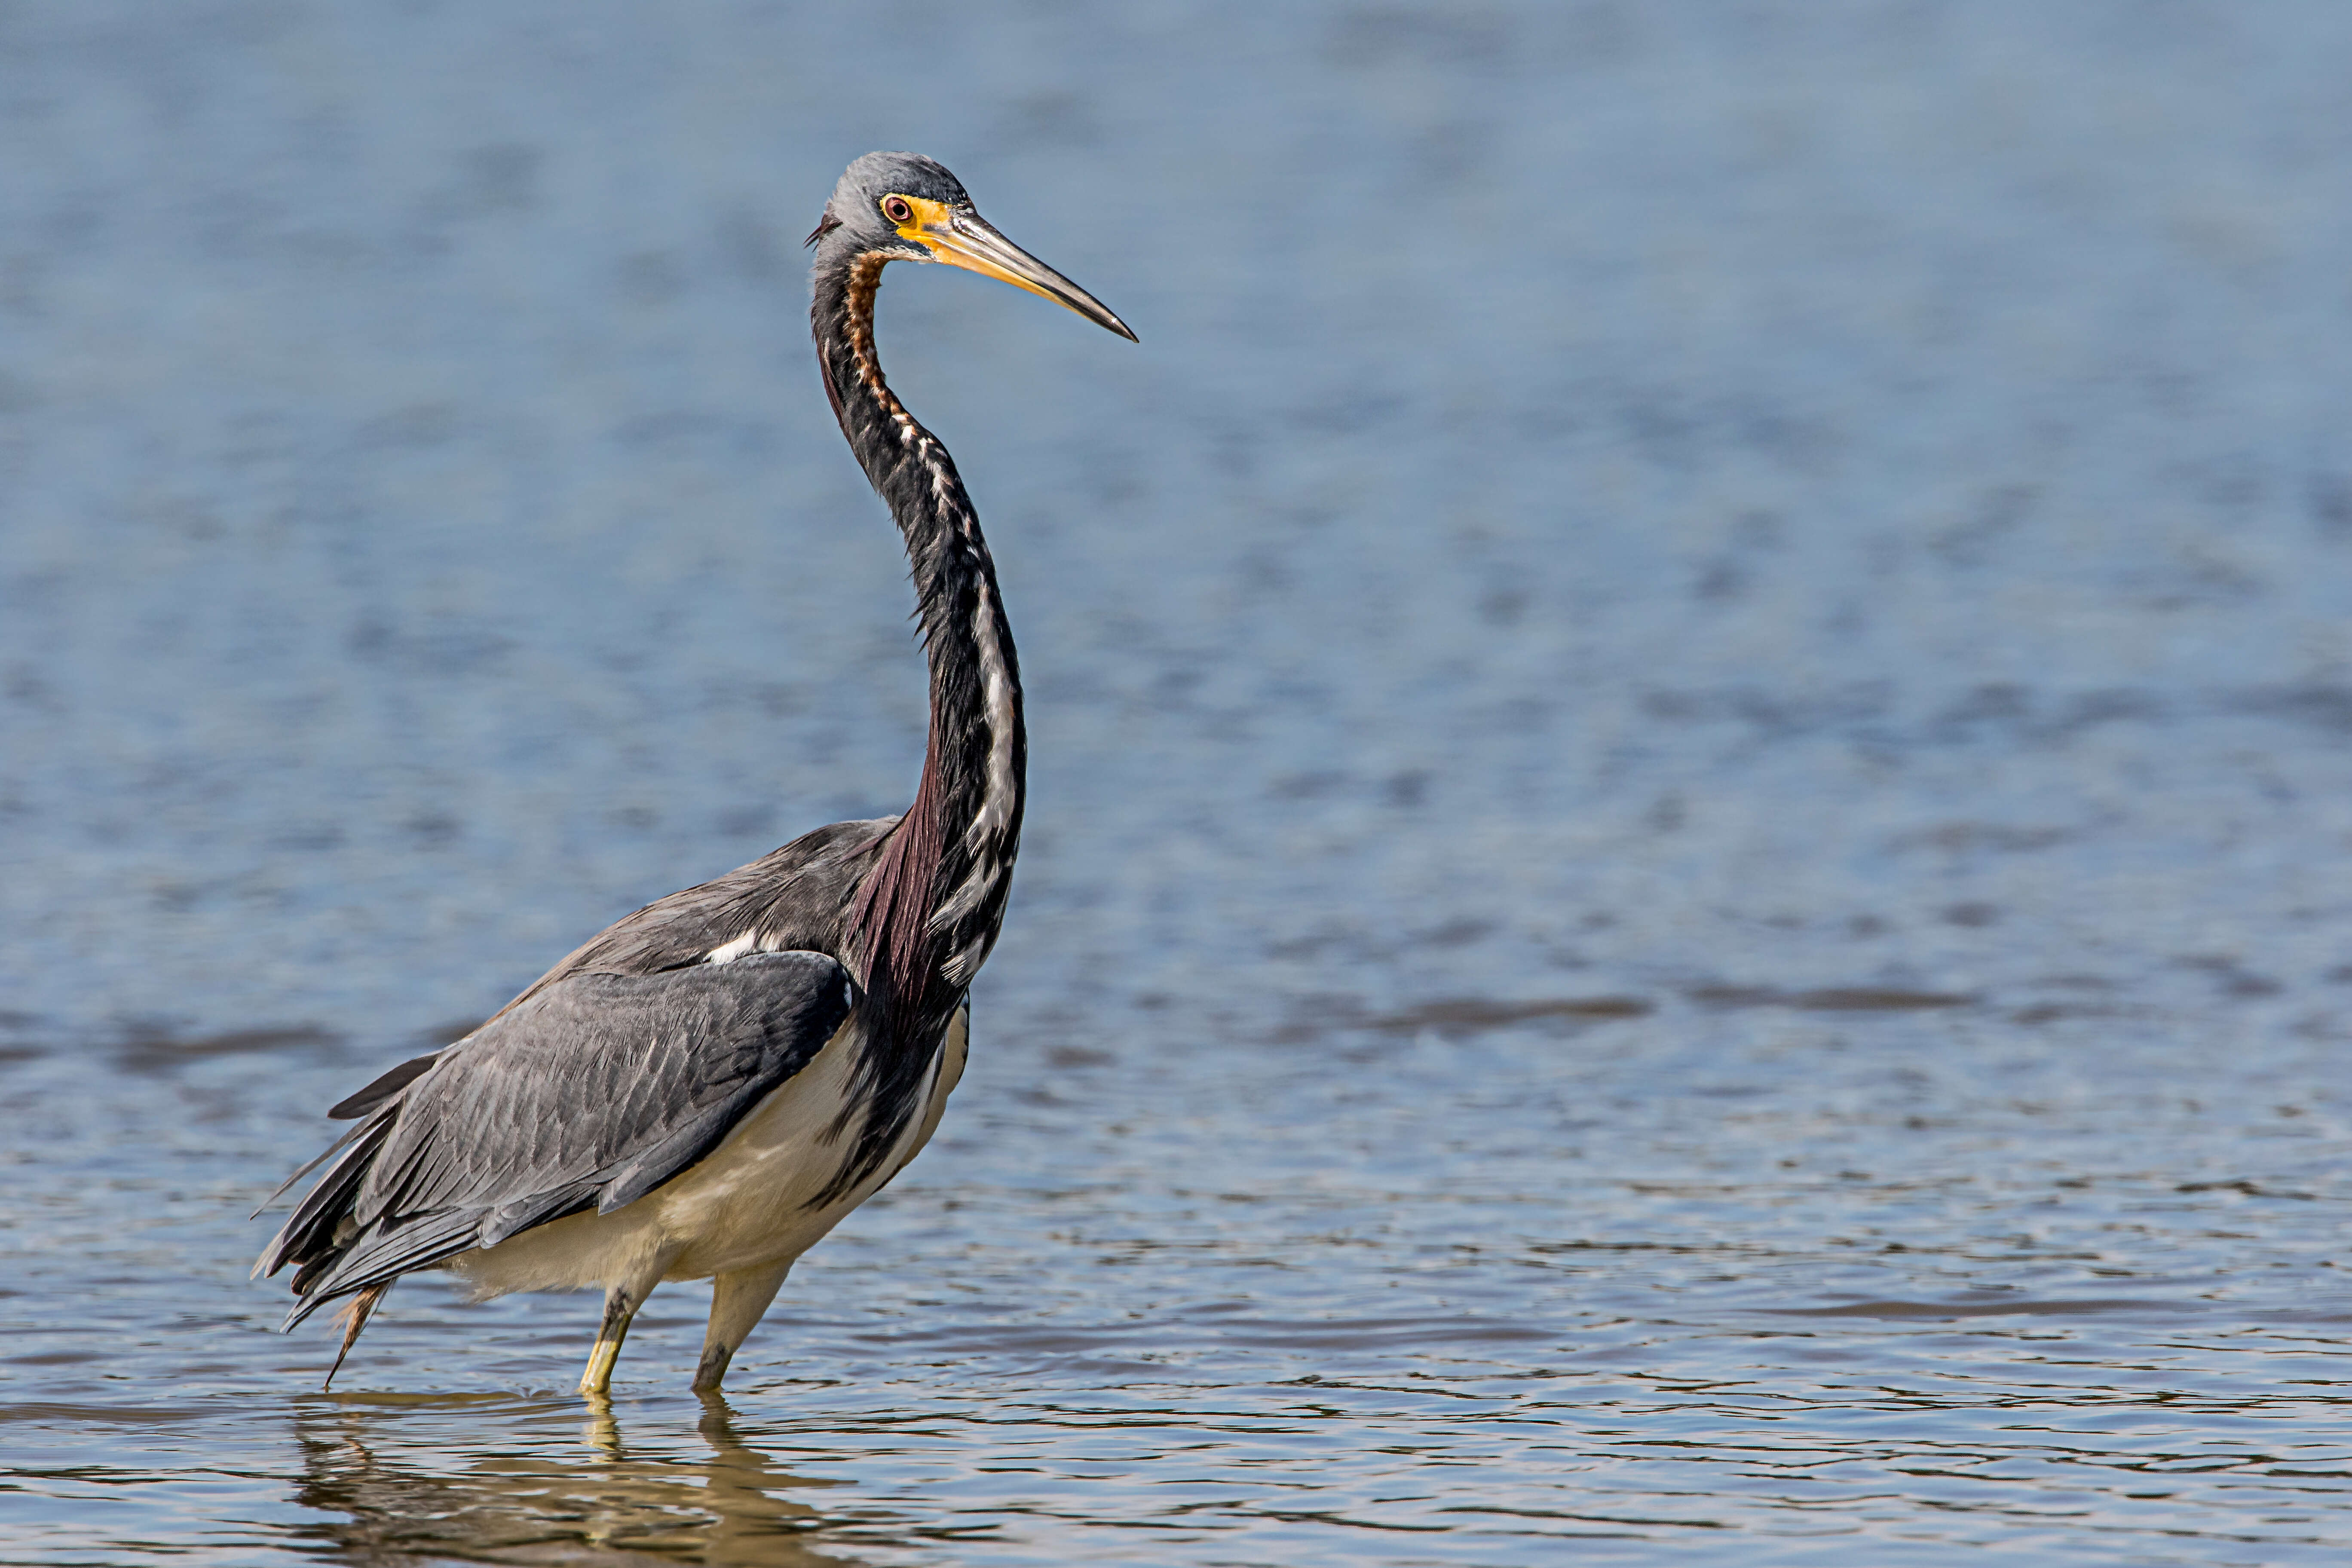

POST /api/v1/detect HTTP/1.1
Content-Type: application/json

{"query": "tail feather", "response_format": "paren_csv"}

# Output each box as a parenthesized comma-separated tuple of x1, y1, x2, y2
(279, 1207, 487, 1331)
(322, 1280, 391, 1390)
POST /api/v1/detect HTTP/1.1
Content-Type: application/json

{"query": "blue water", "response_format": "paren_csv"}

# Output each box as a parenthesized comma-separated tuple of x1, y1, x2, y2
(4, 2, 2351, 1562)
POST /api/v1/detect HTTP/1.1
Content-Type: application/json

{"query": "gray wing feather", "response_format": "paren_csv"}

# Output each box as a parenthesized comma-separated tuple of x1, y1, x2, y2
(260, 950, 853, 1325)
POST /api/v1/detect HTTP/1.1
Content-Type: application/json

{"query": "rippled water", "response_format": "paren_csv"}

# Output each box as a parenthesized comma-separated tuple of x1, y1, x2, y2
(6, 2, 2352, 1562)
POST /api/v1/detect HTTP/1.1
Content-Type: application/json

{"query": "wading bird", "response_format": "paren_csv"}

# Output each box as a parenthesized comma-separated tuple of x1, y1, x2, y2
(254, 152, 1133, 1395)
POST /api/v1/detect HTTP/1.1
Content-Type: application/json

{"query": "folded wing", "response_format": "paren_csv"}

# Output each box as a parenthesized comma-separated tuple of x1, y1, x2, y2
(255, 951, 854, 1327)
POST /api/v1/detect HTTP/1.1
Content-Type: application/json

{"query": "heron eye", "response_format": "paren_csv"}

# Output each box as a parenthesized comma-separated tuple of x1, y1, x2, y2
(882, 196, 914, 225)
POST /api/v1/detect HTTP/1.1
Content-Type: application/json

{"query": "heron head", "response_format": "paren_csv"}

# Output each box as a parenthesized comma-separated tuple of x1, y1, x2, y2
(809, 151, 1135, 341)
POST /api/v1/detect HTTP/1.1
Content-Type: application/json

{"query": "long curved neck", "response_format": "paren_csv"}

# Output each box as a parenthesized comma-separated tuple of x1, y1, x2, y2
(814, 252, 1025, 1010)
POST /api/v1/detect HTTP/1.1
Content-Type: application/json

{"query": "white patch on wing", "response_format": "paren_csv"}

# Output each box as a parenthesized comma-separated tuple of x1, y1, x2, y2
(705, 932, 760, 965)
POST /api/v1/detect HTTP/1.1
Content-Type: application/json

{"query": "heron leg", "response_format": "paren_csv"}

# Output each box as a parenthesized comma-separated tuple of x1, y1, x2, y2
(580, 1286, 639, 1396)
(577, 1246, 685, 1396)
(692, 1259, 793, 1392)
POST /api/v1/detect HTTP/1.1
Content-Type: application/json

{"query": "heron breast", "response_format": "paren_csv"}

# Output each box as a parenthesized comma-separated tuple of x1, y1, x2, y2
(654, 1002, 967, 1278)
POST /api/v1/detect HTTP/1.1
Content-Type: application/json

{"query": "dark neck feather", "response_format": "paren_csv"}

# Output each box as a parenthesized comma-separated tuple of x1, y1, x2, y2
(812, 251, 1026, 1020)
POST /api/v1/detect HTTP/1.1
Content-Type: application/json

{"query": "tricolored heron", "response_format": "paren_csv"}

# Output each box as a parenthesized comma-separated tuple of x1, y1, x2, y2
(254, 152, 1133, 1395)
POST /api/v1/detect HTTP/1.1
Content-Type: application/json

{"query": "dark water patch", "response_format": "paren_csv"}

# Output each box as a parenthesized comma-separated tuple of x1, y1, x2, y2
(2175, 955, 2287, 998)
(1528, 1240, 1762, 1256)
(0, 1401, 219, 1426)
(1211, 1314, 1560, 1351)
(1632, 683, 2352, 753)
(845, 1322, 1162, 1356)
(1638, 682, 1895, 740)
(1266, 991, 1653, 1043)
(2174, 1179, 2318, 1200)
(2010, 1001, 2154, 1025)
(113, 1024, 343, 1075)
(0, 1010, 48, 1066)
(1360, 995, 1654, 1035)
(1768, 1298, 2175, 1321)
(846, 1313, 1559, 1356)
(303, 1390, 570, 1413)
(2239, 683, 2352, 737)
(1684, 985, 1978, 1012)
(1887, 823, 2080, 855)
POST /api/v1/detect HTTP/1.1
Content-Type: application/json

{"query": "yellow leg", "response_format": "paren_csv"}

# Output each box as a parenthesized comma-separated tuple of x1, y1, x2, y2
(579, 1287, 637, 1396)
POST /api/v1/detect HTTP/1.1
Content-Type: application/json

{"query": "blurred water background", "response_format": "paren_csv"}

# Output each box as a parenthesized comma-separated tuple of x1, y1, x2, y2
(4, 2, 2352, 1562)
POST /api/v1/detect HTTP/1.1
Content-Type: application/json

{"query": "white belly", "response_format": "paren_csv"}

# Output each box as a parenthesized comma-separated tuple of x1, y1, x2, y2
(448, 1005, 968, 1298)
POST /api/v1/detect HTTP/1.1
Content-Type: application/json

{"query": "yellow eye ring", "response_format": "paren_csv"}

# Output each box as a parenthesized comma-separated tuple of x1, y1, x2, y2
(882, 195, 914, 225)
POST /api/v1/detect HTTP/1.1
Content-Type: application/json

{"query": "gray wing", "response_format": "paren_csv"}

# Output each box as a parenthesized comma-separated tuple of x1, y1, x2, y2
(257, 951, 854, 1326)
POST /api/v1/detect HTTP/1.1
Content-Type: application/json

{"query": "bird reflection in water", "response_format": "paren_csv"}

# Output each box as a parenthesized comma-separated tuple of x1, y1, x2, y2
(293, 1393, 865, 1566)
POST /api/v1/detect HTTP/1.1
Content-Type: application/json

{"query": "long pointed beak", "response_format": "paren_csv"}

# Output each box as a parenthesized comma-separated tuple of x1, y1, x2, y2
(918, 212, 1137, 342)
